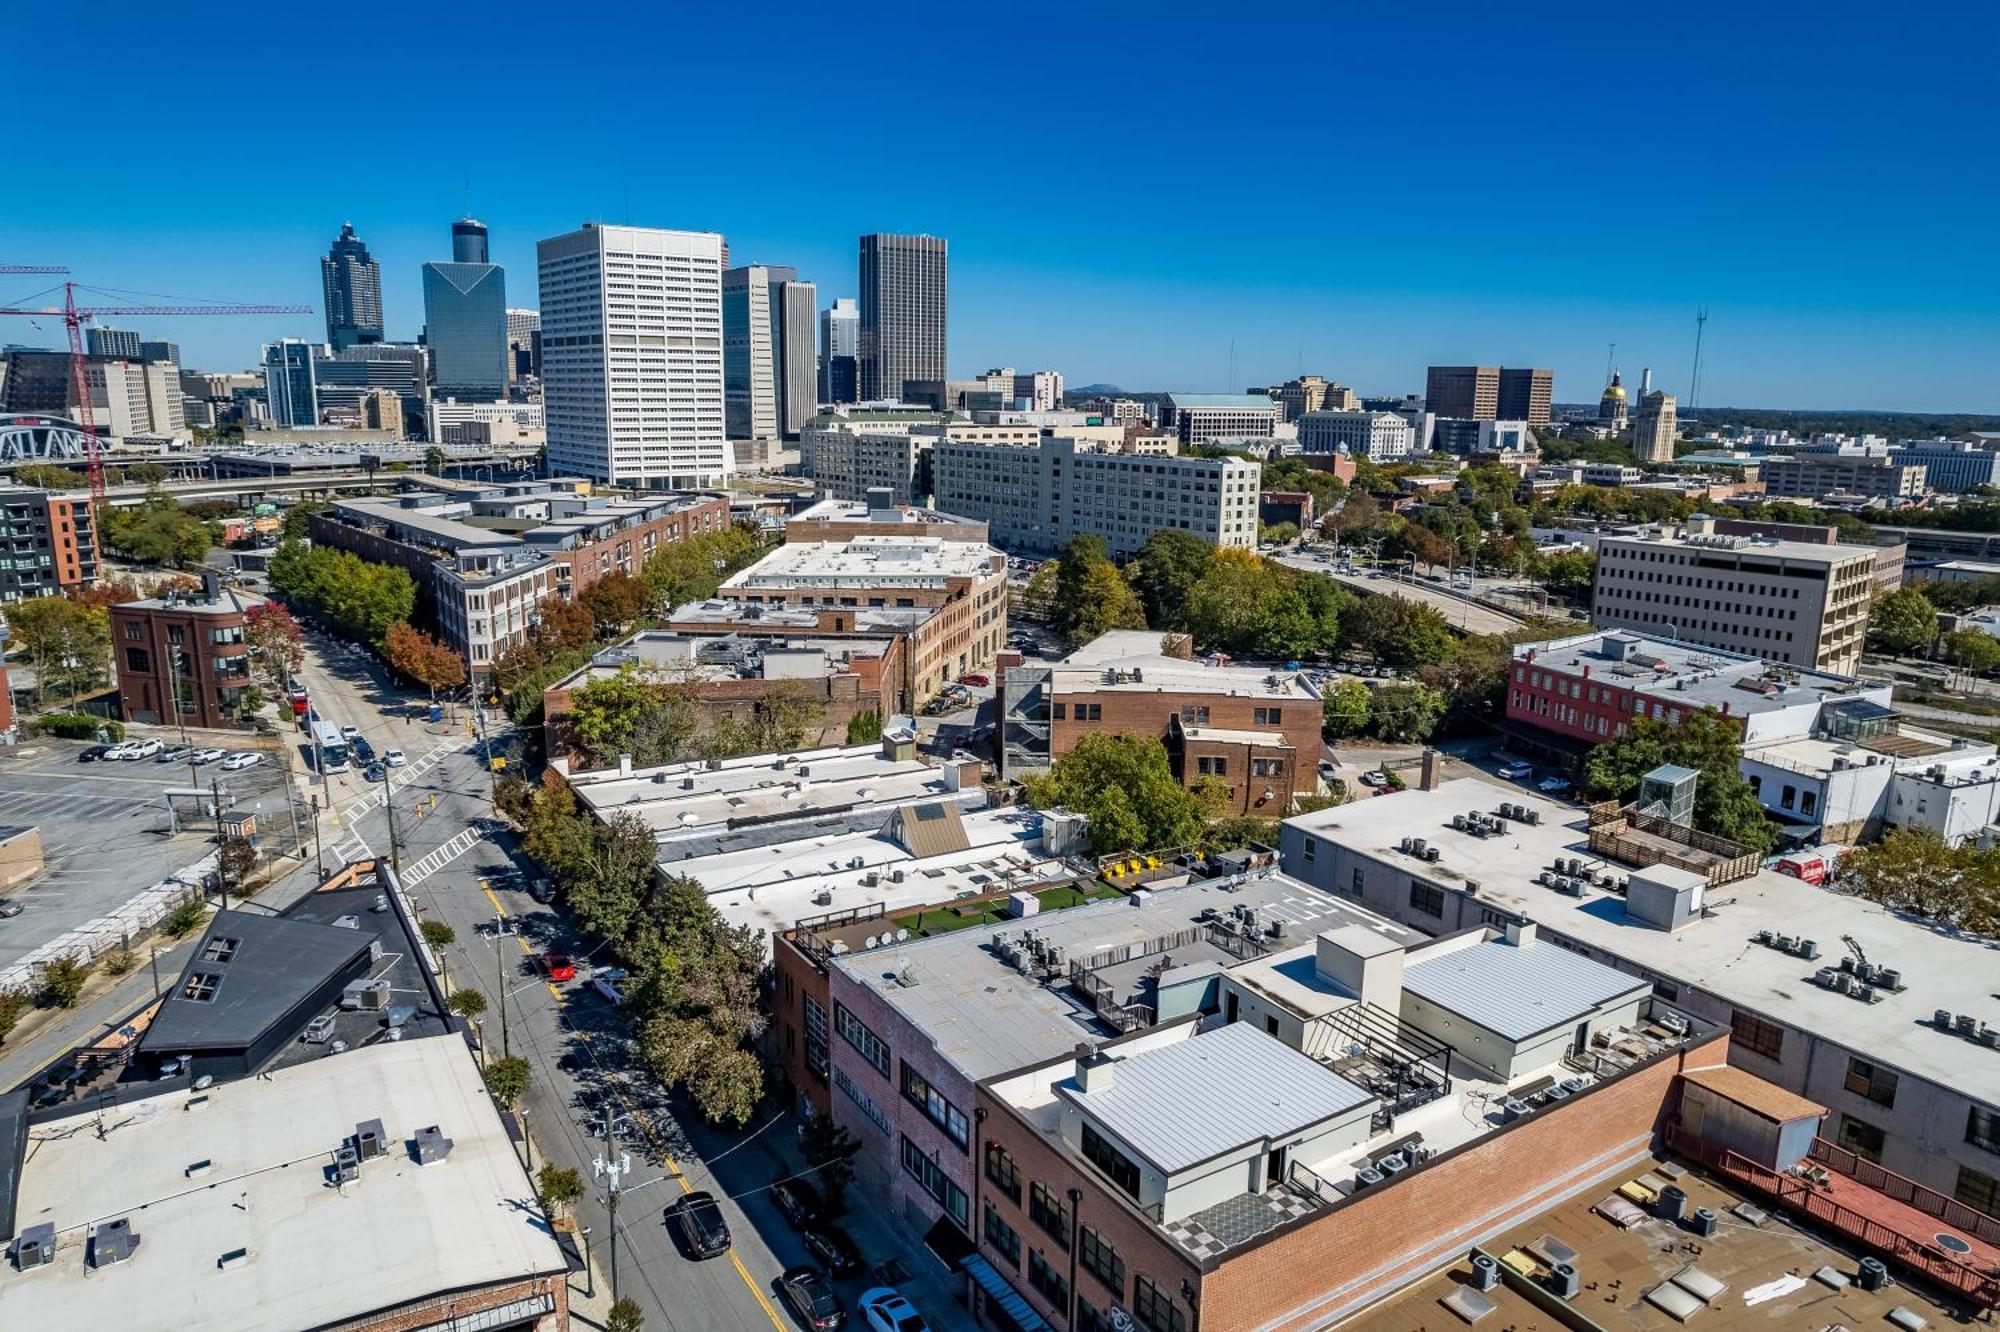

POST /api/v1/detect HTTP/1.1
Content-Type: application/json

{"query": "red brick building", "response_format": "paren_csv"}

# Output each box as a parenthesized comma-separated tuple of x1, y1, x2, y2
(111, 572, 256, 729)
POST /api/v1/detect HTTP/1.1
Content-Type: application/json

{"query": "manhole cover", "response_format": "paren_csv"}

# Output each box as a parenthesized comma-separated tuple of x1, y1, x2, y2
(1935, 1232, 1971, 1254)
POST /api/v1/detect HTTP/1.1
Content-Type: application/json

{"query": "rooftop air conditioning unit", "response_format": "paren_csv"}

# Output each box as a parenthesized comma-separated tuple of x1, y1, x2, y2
(1423, 846, 1441, 862)
(1353, 1166, 1384, 1190)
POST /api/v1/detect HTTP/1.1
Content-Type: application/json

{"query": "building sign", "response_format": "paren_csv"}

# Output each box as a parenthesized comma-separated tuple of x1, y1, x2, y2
(834, 1065, 890, 1135)
(1109, 1306, 1137, 1332)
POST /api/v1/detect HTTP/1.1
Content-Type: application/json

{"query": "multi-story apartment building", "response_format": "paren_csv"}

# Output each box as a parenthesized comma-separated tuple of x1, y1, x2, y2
(1160, 393, 1281, 445)
(1590, 518, 1878, 673)
(511, 490, 730, 597)
(858, 233, 948, 402)
(1296, 409, 1414, 461)
(538, 223, 731, 488)
(803, 408, 1040, 504)
(1758, 452, 1925, 500)
(1896, 438, 2000, 493)
(1000, 630, 1319, 814)
(0, 487, 96, 603)
(719, 535, 1006, 699)
(112, 572, 255, 728)
(932, 437, 1260, 558)
(262, 339, 320, 428)
(1424, 365, 1552, 425)
(787, 493, 989, 545)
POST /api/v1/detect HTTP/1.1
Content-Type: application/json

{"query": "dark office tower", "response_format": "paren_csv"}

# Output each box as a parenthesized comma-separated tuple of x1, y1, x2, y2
(1424, 365, 1499, 419)
(321, 222, 385, 352)
(858, 233, 947, 402)
(1496, 367, 1553, 426)
(452, 217, 490, 264)
(86, 327, 142, 359)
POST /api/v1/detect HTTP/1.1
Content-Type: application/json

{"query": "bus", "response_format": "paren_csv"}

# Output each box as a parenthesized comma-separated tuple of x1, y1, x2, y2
(311, 719, 351, 774)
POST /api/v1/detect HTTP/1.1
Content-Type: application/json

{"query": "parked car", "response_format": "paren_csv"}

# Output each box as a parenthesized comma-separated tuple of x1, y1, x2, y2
(78, 745, 109, 763)
(591, 967, 627, 1005)
(1318, 760, 1338, 778)
(156, 745, 193, 763)
(0, 901, 24, 919)
(363, 763, 387, 783)
(1359, 770, 1389, 788)
(340, 724, 361, 741)
(383, 748, 407, 767)
(960, 673, 990, 688)
(779, 1267, 845, 1331)
(671, 1190, 731, 1259)
(192, 748, 226, 765)
(127, 738, 163, 759)
(800, 1225, 864, 1278)
(859, 1288, 928, 1332)
(770, 1177, 824, 1230)
(539, 952, 576, 983)
(1538, 775, 1574, 794)
(102, 743, 140, 761)
(1496, 760, 1533, 780)
(220, 752, 263, 771)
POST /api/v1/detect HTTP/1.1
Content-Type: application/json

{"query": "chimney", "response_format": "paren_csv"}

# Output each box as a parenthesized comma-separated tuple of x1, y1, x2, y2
(1074, 1045, 1115, 1092)
(1503, 918, 1538, 948)
(1419, 748, 1443, 791)
(617, 753, 633, 778)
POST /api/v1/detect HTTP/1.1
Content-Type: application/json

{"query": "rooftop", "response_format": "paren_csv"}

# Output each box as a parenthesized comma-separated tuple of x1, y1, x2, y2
(668, 598, 936, 633)
(139, 909, 376, 1057)
(1285, 777, 2000, 1097)
(553, 630, 893, 690)
(724, 534, 1002, 588)
(1600, 528, 1878, 564)
(1057, 630, 1311, 700)
(1166, 393, 1281, 410)
(1402, 934, 1650, 1042)
(788, 498, 984, 530)
(1515, 630, 1881, 721)
(1, 1037, 564, 1332)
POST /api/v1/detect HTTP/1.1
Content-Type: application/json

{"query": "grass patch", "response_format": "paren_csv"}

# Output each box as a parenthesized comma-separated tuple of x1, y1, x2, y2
(894, 883, 1123, 936)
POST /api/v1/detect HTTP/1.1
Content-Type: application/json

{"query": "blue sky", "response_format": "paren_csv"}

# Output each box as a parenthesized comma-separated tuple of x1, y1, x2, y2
(6, 1, 1995, 411)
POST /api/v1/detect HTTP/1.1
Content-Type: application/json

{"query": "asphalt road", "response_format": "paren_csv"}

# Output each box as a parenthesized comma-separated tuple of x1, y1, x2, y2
(1272, 553, 1527, 634)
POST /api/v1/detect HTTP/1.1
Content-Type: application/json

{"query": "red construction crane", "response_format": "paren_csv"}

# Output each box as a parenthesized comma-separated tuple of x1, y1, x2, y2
(0, 272, 310, 511)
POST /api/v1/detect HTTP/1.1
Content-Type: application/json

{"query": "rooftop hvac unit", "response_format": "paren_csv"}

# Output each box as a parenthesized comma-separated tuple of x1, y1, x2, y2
(1410, 838, 1427, 857)
(354, 1119, 387, 1160)
(1814, 967, 1838, 988)
(1451, 814, 1468, 831)
(1559, 1077, 1588, 1095)
(1957, 1014, 1978, 1037)
(1353, 1166, 1384, 1190)
(1501, 1098, 1531, 1122)
(1524, 809, 1541, 825)
(1542, 1084, 1571, 1104)
(1378, 1152, 1410, 1177)
(13, 1222, 55, 1270)
(1423, 846, 1440, 862)
(87, 1219, 138, 1270)
(1935, 1009, 1955, 1029)
(1559, 877, 1584, 897)
(334, 1143, 360, 1183)
(1548, 1262, 1580, 1300)
(1492, 816, 1509, 834)
(413, 1125, 453, 1165)
(1877, 969, 1901, 991)
(681, 776, 696, 790)
(1982, 1027, 2000, 1048)
(1755, 930, 1774, 945)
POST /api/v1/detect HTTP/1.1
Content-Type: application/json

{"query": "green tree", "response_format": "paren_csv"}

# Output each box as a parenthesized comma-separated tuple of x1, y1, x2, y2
(1343, 596, 1452, 668)
(37, 955, 91, 1009)
(1418, 632, 1516, 725)
(800, 1115, 862, 1215)
(1535, 549, 1598, 598)
(1321, 677, 1372, 738)
(1127, 529, 1214, 630)
(0, 988, 30, 1044)
(537, 1163, 585, 1221)
(448, 988, 488, 1019)
(5, 596, 110, 704)
(482, 1056, 531, 1109)
(1045, 535, 1146, 645)
(1023, 734, 1213, 854)
(1944, 627, 2000, 674)
(581, 571, 650, 634)
(419, 919, 456, 948)
(281, 502, 327, 541)
(640, 525, 761, 613)
(845, 710, 884, 745)
(267, 541, 416, 646)
(563, 666, 657, 763)
(163, 898, 206, 936)
(1868, 587, 1940, 655)
(423, 445, 448, 474)
(11, 462, 88, 489)
(102, 489, 212, 567)
(607, 1298, 646, 1332)
(1582, 709, 1775, 853)
(1840, 827, 1999, 934)
(1185, 548, 1283, 652)
(1366, 682, 1448, 742)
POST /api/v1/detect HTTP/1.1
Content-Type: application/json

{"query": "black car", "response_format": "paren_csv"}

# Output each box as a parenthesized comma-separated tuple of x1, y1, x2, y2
(352, 737, 376, 763)
(672, 1190, 731, 1259)
(363, 763, 387, 783)
(800, 1225, 863, 1278)
(779, 1265, 844, 1331)
(78, 746, 108, 762)
(771, 1177, 825, 1230)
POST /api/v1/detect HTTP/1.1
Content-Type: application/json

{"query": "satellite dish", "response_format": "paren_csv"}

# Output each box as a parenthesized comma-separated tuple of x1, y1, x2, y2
(896, 928, 910, 941)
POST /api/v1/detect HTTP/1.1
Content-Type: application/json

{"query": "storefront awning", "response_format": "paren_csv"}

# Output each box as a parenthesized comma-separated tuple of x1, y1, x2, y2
(962, 1253, 1055, 1332)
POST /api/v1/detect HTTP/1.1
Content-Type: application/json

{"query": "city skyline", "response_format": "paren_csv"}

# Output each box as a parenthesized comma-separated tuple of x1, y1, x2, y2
(4, 3, 1995, 412)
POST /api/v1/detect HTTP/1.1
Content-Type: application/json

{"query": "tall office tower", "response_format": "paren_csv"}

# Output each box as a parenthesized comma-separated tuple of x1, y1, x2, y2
(858, 234, 947, 402)
(538, 223, 729, 488)
(86, 327, 143, 359)
(1632, 384, 1678, 463)
(819, 297, 859, 403)
(1496, 366, 1553, 426)
(506, 308, 540, 380)
(423, 218, 509, 400)
(321, 222, 385, 351)
(138, 339, 180, 366)
(778, 278, 818, 439)
(723, 265, 788, 441)
(452, 216, 490, 264)
(262, 339, 320, 426)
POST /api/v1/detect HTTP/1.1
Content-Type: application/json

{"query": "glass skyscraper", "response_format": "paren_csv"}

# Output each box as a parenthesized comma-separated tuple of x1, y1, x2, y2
(321, 222, 385, 352)
(423, 218, 508, 401)
(262, 339, 320, 427)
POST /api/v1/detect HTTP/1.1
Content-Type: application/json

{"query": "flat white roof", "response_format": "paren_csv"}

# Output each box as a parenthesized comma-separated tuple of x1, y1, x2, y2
(3, 1037, 563, 1331)
(1286, 778, 2000, 1096)
(725, 535, 1001, 587)
(1402, 935, 1650, 1041)
(1057, 631, 1310, 700)
(1600, 531, 1877, 565)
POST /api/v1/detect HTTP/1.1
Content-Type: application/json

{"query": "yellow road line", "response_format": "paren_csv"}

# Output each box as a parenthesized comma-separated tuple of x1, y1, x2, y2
(478, 880, 785, 1329)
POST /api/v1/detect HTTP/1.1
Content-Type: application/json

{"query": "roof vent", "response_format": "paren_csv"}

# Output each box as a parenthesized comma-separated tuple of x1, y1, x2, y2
(413, 1125, 454, 1165)
(88, 1218, 139, 1269)
(218, 1246, 252, 1271)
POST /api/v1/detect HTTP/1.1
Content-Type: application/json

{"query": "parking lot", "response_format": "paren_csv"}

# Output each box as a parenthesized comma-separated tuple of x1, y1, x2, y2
(0, 736, 291, 972)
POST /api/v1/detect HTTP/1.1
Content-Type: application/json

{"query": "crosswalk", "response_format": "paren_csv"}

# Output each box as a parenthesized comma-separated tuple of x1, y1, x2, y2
(401, 827, 484, 886)
(339, 739, 467, 824)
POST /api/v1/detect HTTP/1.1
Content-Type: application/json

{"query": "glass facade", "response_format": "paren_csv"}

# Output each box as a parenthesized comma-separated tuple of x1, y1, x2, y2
(423, 262, 508, 400)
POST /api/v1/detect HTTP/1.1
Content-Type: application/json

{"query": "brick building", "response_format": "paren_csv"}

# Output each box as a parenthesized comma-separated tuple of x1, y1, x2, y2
(786, 492, 989, 546)
(111, 572, 256, 728)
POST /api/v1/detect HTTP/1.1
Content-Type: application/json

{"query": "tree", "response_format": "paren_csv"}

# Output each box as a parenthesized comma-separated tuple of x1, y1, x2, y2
(607, 1298, 646, 1332)
(384, 621, 468, 697)
(1127, 530, 1213, 630)
(1535, 550, 1598, 598)
(530, 598, 596, 658)
(0, 988, 29, 1044)
(1023, 734, 1213, 854)
(218, 836, 259, 895)
(1840, 827, 1999, 934)
(1366, 682, 1448, 742)
(1869, 587, 1940, 655)
(163, 898, 206, 936)
(267, 541, 416, 646)
(37, 955, 91, 1009)
(1582, 709, 1775, 853)
(482, 1055, 531, 1109)
(1321, 678, 1372, 738)
(1418, 632, 1516, 724)
(800, 1115, 862, 1215)
(581, 571, 649, 635)
(282, 502, 326, 541)
(1343, 596, 1452, 668)
(245, 601, 306, 692)
(537, 1163, 585, 1222)
(639, 525, 761, 614)
(424, 445, 448, 475)
(845, 710, 884, 745)
(5, 596, 110, 704)
(448, 988, 489, 1019)
(101, 488, 211, 567)
(419, 919, 456, 948)
(11, 462, 87, 489)
(1045, 536, 1145, 645)
(563, 666, 658, 764)
(1945, 627, 2000, 674)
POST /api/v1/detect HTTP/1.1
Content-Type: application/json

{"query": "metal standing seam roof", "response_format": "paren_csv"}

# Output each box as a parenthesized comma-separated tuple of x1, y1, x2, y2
(139, 910, 376, 1054)
(1061, 1023, 1375, 1175)
(1401, 939, 1651, 1043)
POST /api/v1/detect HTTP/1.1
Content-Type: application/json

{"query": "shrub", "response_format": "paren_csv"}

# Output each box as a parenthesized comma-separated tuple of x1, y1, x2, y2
(0, 988, 31, 1044)
(420, 920, 456, 948)
(37, 955, 91, 1008)
(40, 713, 121, 741)
(101, 948, 138, 976)
(163, 898, 206, 937)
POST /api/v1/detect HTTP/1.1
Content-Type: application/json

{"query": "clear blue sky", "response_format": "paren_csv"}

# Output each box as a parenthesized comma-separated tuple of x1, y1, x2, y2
(6, 1, 1995, 412)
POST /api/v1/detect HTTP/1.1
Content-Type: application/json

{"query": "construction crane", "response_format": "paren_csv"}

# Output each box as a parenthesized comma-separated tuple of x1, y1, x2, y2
(0, 271, 310, 512)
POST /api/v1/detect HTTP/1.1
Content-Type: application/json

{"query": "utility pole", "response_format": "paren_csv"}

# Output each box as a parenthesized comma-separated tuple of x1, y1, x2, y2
(149, 944, 161, 1000)
(169, 647, 198, 792)
(496, 933, 511, 1057)
(592, 1116, 632, 1303)
(310, 794, 325, 880)
(210, 777, 230, 910)
(471, 684, 498, 808)
(383, 761, 402, 873)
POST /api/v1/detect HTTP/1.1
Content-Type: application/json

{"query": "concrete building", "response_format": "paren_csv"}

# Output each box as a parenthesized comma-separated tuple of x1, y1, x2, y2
(1160, 393, 1281, 445)
(421, 217, 508, 400)
(506, 307, 540, 381)
(1631, 385, 1678, 463)
(1497, 366, 1553, 426)
(0, 487, 96, 603)
(319, 220, 384, 351)
(1279, 776, 2000, 1212)
(538, 222, 730, 488)
(723, 264, 790, 444)
(111, 571, 256, 728)
(859, 233, 948, 402)
(802, 408, 1039, 504)
(1428, 416, 1530, 456)
(86, 326, 142, 359)
(261, 339, 319, 428)
(356, 386, 404, 432)
(426, 397, 543, 445)
(932, 436, 1261, 558)
(1897, 437, 2000, 493)
(1297, 409, 1414, 461)
(787, 493, 989, 545)
(1425, 365, 1552, 426)
(1265, 374, 1357, 420)
(1000, 630, 1319, 814)
(1759, 451, 1925, 500)
(138, 339, 179, 366)
(820, 296, 859, 404)
(1590, 518, 1878, 673)
(313, 342, 430, 423)
(664, 599, 937, 714)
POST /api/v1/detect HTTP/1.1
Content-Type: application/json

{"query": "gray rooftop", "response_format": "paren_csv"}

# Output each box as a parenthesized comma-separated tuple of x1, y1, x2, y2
(1167, 393, 1280, 410)
(1515, 630, 1883, 720)
(1402, 936, 1650, 1041)
(1060, 1023, 1374, 1174)
(140, 910, 375, 1056)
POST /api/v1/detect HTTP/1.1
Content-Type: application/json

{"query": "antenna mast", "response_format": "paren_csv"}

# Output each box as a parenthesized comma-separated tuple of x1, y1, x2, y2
(1688, 307, 1709, 411)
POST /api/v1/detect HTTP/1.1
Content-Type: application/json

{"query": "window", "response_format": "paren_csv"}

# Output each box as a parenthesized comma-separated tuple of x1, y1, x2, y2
(1077, 1226, 1124, 1298)
(985, 1143, 1021, 1203)
(1838, 1114, 1885, 1163)
(1968, 1105, 2000, 1156)
(179, 972, 221, 1002)
(802, 995, 829, 1083)
(900, 1135, 969, 1227)
(1409, 880, 1445, 917)
(125, 647, 151, 672)
(199, 936, 240, 963)
(123, 621, 142, 641)
(834, 1003, 890, 1077)
(1349, 866, 1364, 895)
(1252, 758, 1283, 777)
(1051, 703, 1066, 720)
(1029, 1249, 1070, 1308)
(1844, 1058, 1897, 1108)
(1179, 705, 1210, 725)
(1133, 1275, 1187, 1332)
(1302, 836, 1316, 863)
(1028, 1182, 1070, 1249)
(1196, 756, 1227, 777)
(1080, 1123, 1142, 1199)
(1077, 703, 1102, 721)
(1956, 1165, 2000, 1219)
(1253, 707, 1282, 725)
(1730, 1010, 1784, 1061)
(983, 1203, 1021, 1269)
(900, 1061, 969, 1149)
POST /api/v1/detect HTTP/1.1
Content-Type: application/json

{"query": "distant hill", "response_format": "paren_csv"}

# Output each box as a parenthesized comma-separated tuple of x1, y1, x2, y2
(1686, 406, 2000, 436)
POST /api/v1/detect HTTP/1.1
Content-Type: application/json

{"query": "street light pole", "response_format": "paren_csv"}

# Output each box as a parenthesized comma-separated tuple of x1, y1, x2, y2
(592, 1116, 631, 1304)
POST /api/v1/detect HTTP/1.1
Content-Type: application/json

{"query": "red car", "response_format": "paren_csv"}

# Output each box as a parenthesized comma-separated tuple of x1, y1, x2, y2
(540, 952, 576, 982)
(961, 673, 990, 688)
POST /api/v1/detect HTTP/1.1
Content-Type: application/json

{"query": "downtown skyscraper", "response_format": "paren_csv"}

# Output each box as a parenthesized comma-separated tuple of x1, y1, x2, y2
(320, 222, 385, 351)
(537, 223, 730, 488)
(858, 233, 946, 402)
(820, 296, 859, 404)
(725, 265, 819, 442)
(422, 217, 508, 400)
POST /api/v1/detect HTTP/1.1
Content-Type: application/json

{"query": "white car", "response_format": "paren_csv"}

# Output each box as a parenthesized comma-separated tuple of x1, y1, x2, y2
(340, 725, 362, 741)
(1359, 770, 1389, 788)
(383, 748, 407, 767)
(102, 742, 140, 760)
(859, 1288, 929, 1332)
(1496, 760, 1533, 780)
(591, 968, 628, 1006)
(220, 752, 263, 771)
(1538, 775, 1574, 794)
(128, 738, 163, 758)
(192, 748, 226, 764)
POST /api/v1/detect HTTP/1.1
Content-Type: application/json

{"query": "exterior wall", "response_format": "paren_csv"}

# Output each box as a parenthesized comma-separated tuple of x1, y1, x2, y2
(773, 935, 834, 1116)
(0, 491, 97, 603)
(1050, 684, 1316, 815)
(786, 514, 990, 545)
(663, 610, 914, 714)
(111, 600, 253, 729)
(543, 668, 874, 761)
(545, 494, 729, 597)
(346, 1272, 568, 1332)
(1760, 457, 1925, 499)
(1739, 752, 1888, 843)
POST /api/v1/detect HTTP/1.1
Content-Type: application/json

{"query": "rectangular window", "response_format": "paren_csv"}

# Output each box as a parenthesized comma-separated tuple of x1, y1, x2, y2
(899, 1061, 970, 1149)
(1051, 703, 1065, 720)
(1838, 1113, 1885, 1163)
(1080, 1123, 1142, 1199)
(1077, 1226, 1124, 1299)
(900, 1135, 969, 1228)
(984, 1143, 1021, 1203)
(1844, 1058, 1897, 1108)
(834, 1002, 890, 1077)
(1196, 756, 1227, 777)
(1029, 1249, 1070, 1309)
(1302, 836, 1315, 862)
(1253, 706, 1282, 725)
(1080, 703, 1102, 721)
(1730, 1010, 1784, 1061)
(1956, 1165, 2000, 1219)
(1028, 1181, 1071, 1250)
(125, 647, 151, 672)
(1133, 1275, 1188, 1332)
(1349, 866, 1364, 895)
(123, 621, 142, 641)
(1409, 880, 1445, 917)
(1968, 1106, 2000, 1156)
(983, 1203, 1021, 1270)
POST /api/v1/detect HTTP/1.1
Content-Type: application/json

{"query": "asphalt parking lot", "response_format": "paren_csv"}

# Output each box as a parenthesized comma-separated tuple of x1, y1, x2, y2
(0, 737, 290, 971)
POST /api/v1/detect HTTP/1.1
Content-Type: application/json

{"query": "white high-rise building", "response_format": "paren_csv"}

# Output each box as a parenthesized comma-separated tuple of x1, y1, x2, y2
(820, 297, 858, 360)
(724, 264, 784, 443)
(537, 223, 730, 488)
